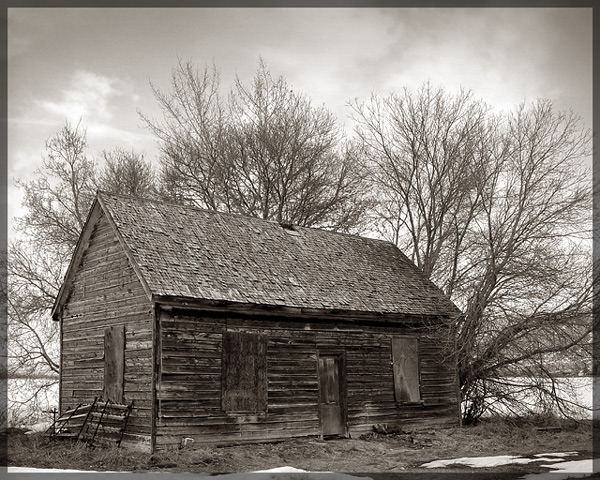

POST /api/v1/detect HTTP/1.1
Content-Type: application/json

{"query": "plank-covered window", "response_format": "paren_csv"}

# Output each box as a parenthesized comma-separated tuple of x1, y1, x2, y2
(104, 325, 125, 403)
(392, 336, 421, 404)
(221, 331, 267, 413)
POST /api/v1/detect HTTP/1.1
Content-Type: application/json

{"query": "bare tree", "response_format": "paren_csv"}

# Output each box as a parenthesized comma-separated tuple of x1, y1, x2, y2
(8, 121, 153, 424)
(15, 121, 96, 250)
(8, 246, 62, 376)
(456, 100, 592, 422)
(140, 60, 228, 209)
(10, 121, 95, 380)
(97, 148, 157, 197)
(141, 59, 372, 232)
(8, 121, 94, 423)
(352, 87, 593, 422)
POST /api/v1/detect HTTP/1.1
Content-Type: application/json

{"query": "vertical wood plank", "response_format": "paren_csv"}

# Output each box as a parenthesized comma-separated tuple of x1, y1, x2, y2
(59, 314, 64, 414)
(317, 357, 327, 404)
(392, 337, 420, 403)
(221, 331, 234, 412)
(256, 334, 268, 412)
(326, 358, 338, 404)
(318, 354, 344, 436)
(151, 303, 159, 454)
(104, 325, 125, 403)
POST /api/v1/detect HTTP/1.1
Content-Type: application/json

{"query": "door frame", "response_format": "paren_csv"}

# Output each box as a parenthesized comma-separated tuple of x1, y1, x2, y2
(316, 350, 348, 438)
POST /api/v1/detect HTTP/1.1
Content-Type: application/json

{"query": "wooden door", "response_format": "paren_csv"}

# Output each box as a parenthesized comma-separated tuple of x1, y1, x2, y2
(104, 325, 125, 403)
(318, 355, 345, 436)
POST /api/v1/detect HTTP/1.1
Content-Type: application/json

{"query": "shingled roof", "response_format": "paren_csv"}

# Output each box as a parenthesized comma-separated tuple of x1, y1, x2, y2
(57, 192, 461, 318)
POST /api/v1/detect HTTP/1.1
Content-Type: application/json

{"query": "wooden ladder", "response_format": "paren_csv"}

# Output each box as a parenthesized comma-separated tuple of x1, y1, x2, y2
(49, 399, 133, 447)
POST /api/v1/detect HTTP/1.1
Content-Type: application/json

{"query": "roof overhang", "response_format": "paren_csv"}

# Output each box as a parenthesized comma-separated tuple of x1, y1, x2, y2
(151, 294, 457, 326)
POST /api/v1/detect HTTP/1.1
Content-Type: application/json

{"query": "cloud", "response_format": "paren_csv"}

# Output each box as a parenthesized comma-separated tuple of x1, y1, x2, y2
(86, 123, 158, 157)
(38, 70, 121, 123)
(24, 69, 159, 159)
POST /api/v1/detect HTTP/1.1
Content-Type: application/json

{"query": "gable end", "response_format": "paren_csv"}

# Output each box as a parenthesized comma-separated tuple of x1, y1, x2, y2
(51, 197, 153, 320)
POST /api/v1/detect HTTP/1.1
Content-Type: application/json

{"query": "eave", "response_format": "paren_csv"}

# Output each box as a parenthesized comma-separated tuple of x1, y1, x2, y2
(151, 294, 454, 326)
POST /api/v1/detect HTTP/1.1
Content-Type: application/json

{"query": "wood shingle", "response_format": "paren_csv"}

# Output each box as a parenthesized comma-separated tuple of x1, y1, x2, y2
(95, 192, 459, 317)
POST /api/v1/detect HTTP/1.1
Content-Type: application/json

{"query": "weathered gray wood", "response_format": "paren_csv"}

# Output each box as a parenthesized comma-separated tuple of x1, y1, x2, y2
(59, 212, 154, 443)
(104, 325, 125, 403)
(221, 331, 267, 413)
(318, 356, 345, 436)
(392, 336, 421, 404)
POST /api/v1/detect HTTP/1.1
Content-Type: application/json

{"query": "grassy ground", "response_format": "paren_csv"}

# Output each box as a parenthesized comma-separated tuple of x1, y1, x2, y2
(5, 417, 594, 474)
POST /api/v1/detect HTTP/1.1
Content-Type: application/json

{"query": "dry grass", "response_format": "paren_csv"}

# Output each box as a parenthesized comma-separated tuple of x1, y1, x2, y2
(6, 418, 593, 474)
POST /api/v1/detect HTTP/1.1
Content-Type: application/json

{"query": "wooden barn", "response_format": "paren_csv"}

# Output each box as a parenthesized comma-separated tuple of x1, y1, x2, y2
(51, 192, 462, 452)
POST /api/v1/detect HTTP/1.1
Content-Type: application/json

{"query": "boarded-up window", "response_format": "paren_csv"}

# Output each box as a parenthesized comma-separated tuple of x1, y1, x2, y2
(392, 336, 421, 404)
(318, 357, 340, 406)
(221, 331, 267, 413)
(104, 325, 125, 403)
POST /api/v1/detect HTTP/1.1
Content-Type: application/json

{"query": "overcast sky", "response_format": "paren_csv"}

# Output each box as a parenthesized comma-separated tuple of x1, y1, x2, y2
(7, 7, 593, 225)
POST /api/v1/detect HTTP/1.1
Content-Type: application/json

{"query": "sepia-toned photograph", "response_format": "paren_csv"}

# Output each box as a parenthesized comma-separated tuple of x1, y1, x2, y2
(5, 5, 594, 478)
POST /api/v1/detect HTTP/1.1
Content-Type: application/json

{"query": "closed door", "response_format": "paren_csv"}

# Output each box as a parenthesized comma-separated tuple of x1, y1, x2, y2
(318, 355, 345, 436)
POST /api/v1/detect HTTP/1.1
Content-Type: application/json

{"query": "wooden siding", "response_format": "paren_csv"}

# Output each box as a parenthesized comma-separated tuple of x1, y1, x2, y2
(155, 309, 459, 449)
(59, 211, 154, 446)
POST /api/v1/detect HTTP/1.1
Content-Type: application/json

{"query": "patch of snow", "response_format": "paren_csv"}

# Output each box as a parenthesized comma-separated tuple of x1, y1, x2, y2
(7, 466, 374, 480)
(421, 455, 566, 469)
(8, 467, 114, 473)
(24, 421, 52, 434)
(420, 454, 598, 480)
(480, 377, 593, 420)
(255, 466, 308, 472)
(519, 459, 598, 480)
(209, 471, 373, 480)
(534, 452, 579, 458)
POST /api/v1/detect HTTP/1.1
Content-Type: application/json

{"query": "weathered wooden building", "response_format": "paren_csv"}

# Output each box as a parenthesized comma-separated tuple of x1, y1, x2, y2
(52, 192, 462, 452)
